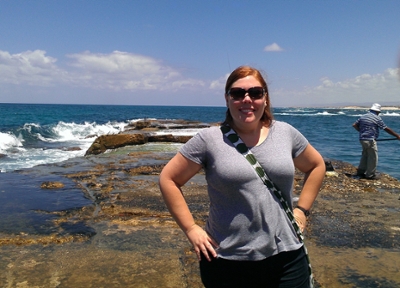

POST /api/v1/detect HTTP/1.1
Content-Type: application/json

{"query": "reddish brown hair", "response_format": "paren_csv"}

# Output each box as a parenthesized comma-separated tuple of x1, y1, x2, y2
(224, 66, 273, 127)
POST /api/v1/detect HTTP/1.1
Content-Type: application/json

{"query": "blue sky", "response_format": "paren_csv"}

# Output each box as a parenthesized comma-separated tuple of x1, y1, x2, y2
(1, 0, 399, 107)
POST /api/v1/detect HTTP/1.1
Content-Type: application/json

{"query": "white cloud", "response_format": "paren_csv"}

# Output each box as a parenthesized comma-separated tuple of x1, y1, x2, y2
(271, 68, 400, 107)
(264, 43, 284, 52)
(0, 50, 66, 86)
(0, 50, 205, 91)
(2, 49, 399, 107)
(171, 79, 206, 90)
(209, 73, 229, 90)
(66, 50, 181, 90)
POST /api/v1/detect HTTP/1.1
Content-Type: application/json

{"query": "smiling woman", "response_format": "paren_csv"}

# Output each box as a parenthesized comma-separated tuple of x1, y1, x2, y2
(159, 66, 326, 287)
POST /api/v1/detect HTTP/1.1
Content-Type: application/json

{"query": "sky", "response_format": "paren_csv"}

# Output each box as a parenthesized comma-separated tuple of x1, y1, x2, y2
(1, 0, 400, 107)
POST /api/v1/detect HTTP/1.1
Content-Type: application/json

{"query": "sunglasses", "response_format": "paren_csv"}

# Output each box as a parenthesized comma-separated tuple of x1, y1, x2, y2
(227, 87, 265, 101)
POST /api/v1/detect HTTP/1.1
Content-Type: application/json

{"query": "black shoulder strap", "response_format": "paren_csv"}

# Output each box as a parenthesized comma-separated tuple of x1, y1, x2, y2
(220, 124, 314, 287)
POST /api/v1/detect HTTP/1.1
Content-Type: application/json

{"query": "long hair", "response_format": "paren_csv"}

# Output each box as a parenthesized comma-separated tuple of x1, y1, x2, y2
(223, 66, 273, 127)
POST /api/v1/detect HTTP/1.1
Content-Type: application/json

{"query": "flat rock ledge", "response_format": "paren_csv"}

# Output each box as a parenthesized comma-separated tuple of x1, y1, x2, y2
(1, 146, 400, 287)
(85, 119, 212, 155)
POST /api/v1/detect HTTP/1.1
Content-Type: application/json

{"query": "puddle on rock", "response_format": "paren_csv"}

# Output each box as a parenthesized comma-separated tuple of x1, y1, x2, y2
(0, 172, 93, 236)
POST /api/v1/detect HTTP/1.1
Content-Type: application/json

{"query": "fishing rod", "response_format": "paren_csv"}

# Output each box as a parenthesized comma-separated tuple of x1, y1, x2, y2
(376, 138, 399, 141)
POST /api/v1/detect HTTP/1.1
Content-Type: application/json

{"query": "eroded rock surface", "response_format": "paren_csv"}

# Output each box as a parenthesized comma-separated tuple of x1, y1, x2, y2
(85, 119, 211, 155)
(1, 143, 399, 287)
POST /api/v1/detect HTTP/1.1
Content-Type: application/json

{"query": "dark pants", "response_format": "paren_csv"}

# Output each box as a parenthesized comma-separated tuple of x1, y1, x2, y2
(200, 247, 311, 288)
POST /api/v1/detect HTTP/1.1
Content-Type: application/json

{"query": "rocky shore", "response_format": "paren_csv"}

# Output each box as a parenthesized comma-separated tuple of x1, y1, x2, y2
(0, 121, 399, 287)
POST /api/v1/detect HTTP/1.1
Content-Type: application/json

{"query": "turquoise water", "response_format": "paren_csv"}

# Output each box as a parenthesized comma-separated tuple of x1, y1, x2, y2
(1, 103, 399, 178)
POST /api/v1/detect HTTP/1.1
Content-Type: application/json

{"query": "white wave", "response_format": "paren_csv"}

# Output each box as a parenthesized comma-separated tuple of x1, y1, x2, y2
(128, 118, 157, 124)
(283, 108, 317, 113)
(152, 128, 205, 136)
(340, 112, 400, 117)
(40, 121, 127, 143)
(0, 132, 23, 153)
(381, 112, 400, 117)
(275, 112, 338, 116)
(22, 122, 41, 132)
(0, 146, 85, 173)
(316, 111, 337, 116)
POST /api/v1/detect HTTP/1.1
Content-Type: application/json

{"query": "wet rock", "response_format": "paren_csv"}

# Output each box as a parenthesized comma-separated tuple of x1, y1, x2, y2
(59, 221, 97, 238)
(0, 153, 6, 158)
(2, 149, 400, 287)
(134, 120, 152, 130)
(85, 133, 146, 155)
(147, 134, 192, 143)
(126, 164, 165, 175)
(62, 147, 82, 151)
(85, 119, 213, 156)
(129, 119, 209, 130)
(40, 181, 65, 189)
(85, 133, 192, 155)
(85, 134, 98, 139)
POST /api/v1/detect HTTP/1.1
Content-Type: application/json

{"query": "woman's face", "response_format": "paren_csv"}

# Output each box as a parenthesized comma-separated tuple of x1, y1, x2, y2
(225, 75, 267, 127)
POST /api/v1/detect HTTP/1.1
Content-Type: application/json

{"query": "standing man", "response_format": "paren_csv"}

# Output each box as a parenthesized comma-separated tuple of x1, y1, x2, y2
(352, 103, 400, 179)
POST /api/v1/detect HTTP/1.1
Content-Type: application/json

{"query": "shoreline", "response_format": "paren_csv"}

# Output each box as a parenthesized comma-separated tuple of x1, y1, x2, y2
(0, 144, 400, 286)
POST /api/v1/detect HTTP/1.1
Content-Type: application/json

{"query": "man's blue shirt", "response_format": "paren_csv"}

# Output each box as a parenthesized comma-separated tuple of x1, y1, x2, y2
(355, 111, 387, 140)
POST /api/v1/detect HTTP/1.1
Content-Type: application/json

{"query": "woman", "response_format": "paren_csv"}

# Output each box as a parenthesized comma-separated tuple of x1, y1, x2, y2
(159, 66, 325, 287)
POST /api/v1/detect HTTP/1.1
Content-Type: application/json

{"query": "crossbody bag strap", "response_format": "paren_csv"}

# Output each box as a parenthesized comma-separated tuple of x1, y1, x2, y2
(220, 124, 304, 242)
(221, 124, 314, 287)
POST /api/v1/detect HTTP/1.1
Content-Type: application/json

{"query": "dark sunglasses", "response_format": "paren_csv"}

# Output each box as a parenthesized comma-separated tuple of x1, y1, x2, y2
(227, 87, 265, 101)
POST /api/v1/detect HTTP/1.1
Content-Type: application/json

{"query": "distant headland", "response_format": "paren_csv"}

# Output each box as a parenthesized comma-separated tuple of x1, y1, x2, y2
(275, 106, 400, 110)
(340, 105, 400, 110)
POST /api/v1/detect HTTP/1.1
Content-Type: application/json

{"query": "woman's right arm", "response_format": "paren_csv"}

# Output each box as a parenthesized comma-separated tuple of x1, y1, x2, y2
(159, 152, 218, 261)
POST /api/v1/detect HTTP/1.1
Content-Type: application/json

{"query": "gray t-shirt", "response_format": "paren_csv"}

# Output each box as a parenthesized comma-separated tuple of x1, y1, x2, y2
(180, 121, 309, 260)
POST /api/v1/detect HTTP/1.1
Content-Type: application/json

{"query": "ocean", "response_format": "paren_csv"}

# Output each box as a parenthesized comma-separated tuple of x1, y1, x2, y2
(1, 103, 400, 179)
